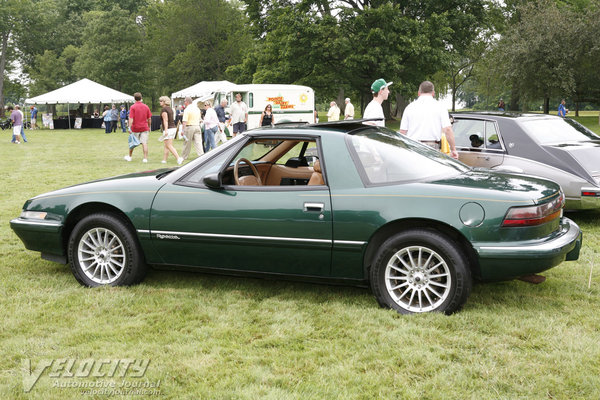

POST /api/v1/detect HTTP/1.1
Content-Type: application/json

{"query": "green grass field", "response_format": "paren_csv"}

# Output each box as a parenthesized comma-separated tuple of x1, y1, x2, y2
(1, 126, 600, 399)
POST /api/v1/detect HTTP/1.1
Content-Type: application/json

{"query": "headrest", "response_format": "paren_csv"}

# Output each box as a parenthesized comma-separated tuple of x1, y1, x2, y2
(313, 159, 321, 173)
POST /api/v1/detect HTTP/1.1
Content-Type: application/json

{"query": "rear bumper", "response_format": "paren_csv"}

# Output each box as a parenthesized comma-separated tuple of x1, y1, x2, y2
(474, 217, 582, 281)
(10, 217, 65, 259)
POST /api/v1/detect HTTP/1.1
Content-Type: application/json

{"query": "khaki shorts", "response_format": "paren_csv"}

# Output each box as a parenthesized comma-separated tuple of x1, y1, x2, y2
(133, 131, 149, 144)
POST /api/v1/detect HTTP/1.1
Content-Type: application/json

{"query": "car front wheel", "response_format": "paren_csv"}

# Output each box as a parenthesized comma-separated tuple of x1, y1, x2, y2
(68, 213, 147, 287)
(370, 229, 472, 314)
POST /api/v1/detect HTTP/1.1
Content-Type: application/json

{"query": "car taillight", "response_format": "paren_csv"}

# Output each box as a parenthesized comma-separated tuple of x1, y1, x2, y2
(502, 192, 564, 227)
(582, 190, 600, 197)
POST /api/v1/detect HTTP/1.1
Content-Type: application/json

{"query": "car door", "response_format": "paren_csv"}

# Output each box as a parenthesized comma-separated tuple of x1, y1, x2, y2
(149, 136, 333, 277)
(453, 118, 505, 169)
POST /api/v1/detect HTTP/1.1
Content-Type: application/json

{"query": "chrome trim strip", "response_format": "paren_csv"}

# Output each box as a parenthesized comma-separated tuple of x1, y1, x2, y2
(10, 218, 62, 227)
(151, 230, 331, 244)
(334, 240, 366, 246)
(137, 229, 151, 234)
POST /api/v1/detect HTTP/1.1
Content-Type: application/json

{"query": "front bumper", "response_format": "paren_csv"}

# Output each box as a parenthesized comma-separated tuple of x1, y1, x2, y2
(474, 217, 582, 281)
(10, 217, 65, 259)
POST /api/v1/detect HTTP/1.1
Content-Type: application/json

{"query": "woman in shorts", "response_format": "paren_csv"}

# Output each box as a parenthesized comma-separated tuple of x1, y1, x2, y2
(159, 96, 183, 165)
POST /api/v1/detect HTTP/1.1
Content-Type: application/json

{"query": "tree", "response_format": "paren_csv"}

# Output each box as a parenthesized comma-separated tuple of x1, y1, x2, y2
(73, 6, 146, 94)
(143, 0, 250, 100)
(0, 0, 31, 116)
(237, 0, 493, 117)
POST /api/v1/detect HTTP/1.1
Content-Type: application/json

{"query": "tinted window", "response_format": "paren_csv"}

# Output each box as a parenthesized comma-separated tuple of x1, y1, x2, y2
(520, 118, 600, 144)
(349, 128, 468, 185)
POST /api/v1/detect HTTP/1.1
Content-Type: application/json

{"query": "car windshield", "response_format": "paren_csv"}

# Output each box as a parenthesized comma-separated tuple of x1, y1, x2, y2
(349, 127, 469, 185)
(520, 118, 600, 144)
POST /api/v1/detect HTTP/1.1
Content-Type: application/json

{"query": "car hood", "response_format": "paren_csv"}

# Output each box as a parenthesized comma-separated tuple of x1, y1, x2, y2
(542, 141, 600, 184)
(432, 170, 560, 204)
(30, 168, 173, 200)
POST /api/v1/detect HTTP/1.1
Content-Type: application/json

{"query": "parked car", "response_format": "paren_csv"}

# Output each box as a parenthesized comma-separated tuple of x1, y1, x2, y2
(10, 120, 582, 314)
(451, 112, 600, 210)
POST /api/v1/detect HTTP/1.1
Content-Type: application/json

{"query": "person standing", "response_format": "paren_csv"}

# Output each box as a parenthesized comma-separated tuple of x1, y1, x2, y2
(344, 98, 355, 120)
(327, 101, 340, 121)
(30, 106, 38, 129)
(16, 105, 28, 142)
(10, 105, 23, 144)
(259, 104, 274, 127)
(230, 93, 248, 136)
(203, 101, 219, 152)
(124, 92, 152, 163)
(110, 104, 119, 132)
(102, 106, 112, 134)
(214, 98, 229, 145)
(363, 78, 392, 127)
(158, 96, 183, 165)
(119, 105, 128, 132)
(399, 81, 458, 159)
(497, 99, 505, 111)
(181, 96, 203, 160)
(558, 99, 569, 117)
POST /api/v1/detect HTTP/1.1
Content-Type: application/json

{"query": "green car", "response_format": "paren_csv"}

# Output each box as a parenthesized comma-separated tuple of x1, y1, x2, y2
(10, 121, 582, 314)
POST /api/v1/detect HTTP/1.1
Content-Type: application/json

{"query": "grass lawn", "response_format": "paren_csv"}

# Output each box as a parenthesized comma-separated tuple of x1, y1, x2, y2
(1, 127, 600, 399)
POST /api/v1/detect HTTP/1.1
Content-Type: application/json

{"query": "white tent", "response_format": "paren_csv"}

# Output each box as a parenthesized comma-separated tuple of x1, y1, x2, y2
(25, 78, 135, 105)
(171, 80, 237, 102)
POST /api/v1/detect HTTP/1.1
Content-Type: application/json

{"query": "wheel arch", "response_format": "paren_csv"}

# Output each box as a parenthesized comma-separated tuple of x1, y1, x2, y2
(362, 218, 480, 281)
(62, 202, 136, 260)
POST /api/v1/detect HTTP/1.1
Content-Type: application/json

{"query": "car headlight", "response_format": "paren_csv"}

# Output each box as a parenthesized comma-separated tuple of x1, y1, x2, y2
(20, 211, 48, 220)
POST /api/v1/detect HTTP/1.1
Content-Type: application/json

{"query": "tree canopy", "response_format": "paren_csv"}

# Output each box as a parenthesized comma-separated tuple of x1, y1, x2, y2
(3, 0, 600, 117)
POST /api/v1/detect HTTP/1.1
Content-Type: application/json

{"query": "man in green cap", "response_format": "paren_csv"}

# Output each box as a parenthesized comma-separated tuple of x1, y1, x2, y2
(363, 78, 392, 127)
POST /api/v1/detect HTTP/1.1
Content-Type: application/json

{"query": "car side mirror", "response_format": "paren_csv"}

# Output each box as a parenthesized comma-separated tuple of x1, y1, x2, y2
(203, 173, 222, 189)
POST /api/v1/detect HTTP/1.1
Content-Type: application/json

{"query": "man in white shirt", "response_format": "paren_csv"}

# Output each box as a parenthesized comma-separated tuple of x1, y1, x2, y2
(230, 93, 248, 136)
(399, 81, 458, 159)
(327, 101, 340, 121)
(363, 78, 392, 127)
(344, 98, 354, 120)
(181, 97, 203, 160)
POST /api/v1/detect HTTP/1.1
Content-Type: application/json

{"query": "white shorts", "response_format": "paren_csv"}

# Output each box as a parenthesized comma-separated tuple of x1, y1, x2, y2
(13, 125, 22, 135)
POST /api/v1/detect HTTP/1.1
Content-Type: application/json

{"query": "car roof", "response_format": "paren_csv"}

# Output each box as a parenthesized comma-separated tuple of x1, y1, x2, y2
(245, 118, 383, 137)
(451, 111, 562, 121)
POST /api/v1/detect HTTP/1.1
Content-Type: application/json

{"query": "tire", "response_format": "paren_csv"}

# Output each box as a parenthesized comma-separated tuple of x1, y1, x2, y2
(370, 229, 472, 315)
(68, 213, 147, 287)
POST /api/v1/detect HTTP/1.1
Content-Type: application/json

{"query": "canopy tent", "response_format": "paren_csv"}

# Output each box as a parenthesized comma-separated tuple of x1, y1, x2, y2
(25, 78, 135, 105)
(24, 79, 135, 129)
(171, 80, 237, 102)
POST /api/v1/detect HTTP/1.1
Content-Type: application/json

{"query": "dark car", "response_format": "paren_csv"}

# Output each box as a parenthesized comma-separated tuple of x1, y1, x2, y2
(11, 120, 582, 314)
(451, 112, 600, 210)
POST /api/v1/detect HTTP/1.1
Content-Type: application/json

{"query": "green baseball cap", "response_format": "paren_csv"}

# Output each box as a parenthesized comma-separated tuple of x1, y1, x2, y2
(371, 78, 393, 94)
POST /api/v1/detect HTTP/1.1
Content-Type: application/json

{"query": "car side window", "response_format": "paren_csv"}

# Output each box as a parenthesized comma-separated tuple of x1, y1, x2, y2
(485, 121, 502, 149)
(178, 146, 238, 185)
(453, 119, 486, 149)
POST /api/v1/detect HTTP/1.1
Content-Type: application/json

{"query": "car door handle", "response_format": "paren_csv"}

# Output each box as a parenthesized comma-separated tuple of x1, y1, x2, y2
(303, 202, 324, 212)
(477, 156, 490, 161)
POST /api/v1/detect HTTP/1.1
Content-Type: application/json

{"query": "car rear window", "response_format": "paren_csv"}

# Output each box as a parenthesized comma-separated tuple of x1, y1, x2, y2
(348, 128, 469, 185)
(520, 118, 600, 144)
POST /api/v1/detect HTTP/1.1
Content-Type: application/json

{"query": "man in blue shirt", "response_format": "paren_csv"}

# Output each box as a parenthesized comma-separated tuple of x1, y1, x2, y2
(558, 99, 568, 117)
(30, 106, 38, 129)
(214, 98, 229, 145)
(119, 105, 128, 132)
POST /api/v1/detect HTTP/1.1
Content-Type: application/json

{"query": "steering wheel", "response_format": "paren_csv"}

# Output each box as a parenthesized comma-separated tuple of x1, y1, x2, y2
(234, 158, 263, 186)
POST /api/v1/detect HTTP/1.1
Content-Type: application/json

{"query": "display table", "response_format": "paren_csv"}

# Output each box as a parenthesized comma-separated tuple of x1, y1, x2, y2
(51, 116, 161, 130)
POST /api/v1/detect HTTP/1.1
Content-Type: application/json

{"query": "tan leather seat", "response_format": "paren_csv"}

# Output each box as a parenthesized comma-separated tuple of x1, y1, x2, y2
(308, 160, 324, 185)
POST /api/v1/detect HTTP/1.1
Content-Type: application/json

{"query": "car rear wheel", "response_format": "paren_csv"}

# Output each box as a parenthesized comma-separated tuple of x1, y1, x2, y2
(370, 229, 471, 314)
(68, 213, 147, 287)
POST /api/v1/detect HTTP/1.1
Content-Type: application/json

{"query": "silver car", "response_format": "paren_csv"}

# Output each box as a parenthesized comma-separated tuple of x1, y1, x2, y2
(451, 112, 600, 210)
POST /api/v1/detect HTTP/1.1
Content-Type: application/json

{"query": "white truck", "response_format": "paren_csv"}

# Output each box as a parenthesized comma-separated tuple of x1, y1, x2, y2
(213, 84, 315, 129)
